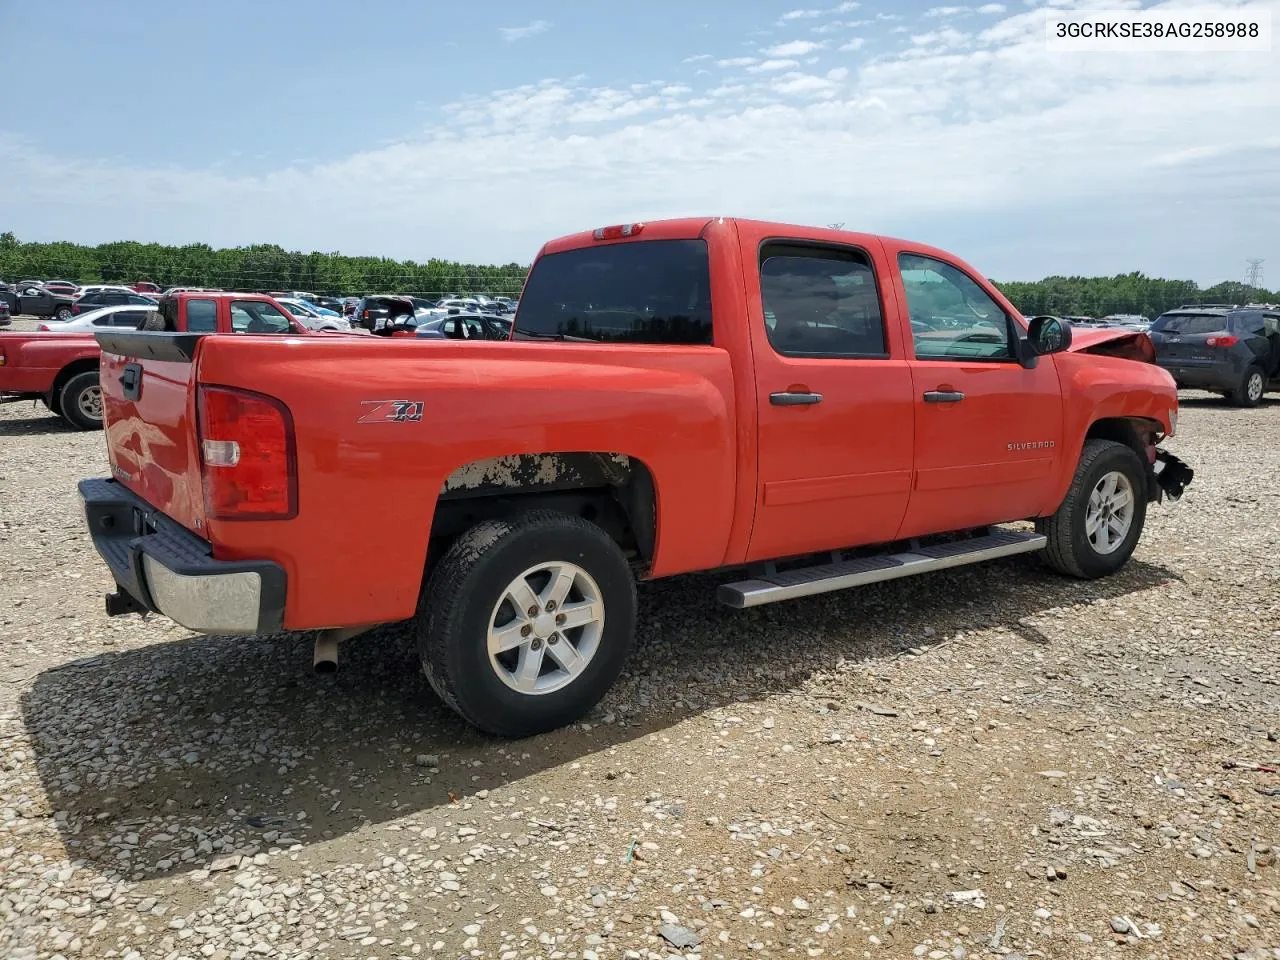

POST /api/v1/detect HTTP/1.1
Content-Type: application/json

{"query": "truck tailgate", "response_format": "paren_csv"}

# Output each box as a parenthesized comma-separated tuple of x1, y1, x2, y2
(97, 332, 208, 535)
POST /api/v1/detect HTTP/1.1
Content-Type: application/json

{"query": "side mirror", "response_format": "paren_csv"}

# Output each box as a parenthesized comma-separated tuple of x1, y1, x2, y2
(1027, 315, 1072, 356)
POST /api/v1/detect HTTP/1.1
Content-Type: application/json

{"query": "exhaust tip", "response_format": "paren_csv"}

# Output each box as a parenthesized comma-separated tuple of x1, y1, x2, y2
(313, 658, 338, 675)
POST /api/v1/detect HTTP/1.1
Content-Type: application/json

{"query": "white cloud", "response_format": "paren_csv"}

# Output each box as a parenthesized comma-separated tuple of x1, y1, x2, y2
(764, 39, 825, 56)
(833, 1, 860, 10)
(909, 28, 971, 49)
(682, 53, 713, 63)
(779, 8, 823, 21)
(716, 56, 757, 67)
(498, 20, 550, 42)
(3, 2, 1278, 283)
(748, 58, 803, 72)
(838, 37, 866, 51)
(977, 3, 1006, 12)
(925, 5, 966, 16)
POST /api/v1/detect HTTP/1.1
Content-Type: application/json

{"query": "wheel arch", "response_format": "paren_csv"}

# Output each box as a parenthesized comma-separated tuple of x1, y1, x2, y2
(49, 357, 100, 404)
(1082, 416, 1164, 502)
(429, 452, 659, 574)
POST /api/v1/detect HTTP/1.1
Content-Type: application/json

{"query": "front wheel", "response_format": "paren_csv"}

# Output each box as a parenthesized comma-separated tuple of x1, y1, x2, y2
(417, 511, 637, 737)
(54, 306, 73, 322)
(1036, 439, 1148, 579)
(59, 370, 103, 430)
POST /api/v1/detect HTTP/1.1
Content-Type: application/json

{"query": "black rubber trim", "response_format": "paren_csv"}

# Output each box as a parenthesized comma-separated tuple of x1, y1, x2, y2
(94, 331, 206, 362)
(78, 477, 286, 634)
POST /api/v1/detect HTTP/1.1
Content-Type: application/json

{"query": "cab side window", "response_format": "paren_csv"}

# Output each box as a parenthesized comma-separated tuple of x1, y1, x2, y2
(759, 243, 888, 358)
(230, 301, 292, 334)
(898, 253, 1013, 361)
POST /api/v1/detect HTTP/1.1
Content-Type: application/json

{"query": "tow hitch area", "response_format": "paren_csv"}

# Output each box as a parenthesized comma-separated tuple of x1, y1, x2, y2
(1154, 450, 1194, 501)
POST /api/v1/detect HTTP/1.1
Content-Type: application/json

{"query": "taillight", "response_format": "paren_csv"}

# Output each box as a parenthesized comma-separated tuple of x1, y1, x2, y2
(1205, 334, 1238, 347)
(71, 304, 82, 314)
(0, 348, 6, 366)
(196, 385, 297, 520)
(592, 223, 645, 241)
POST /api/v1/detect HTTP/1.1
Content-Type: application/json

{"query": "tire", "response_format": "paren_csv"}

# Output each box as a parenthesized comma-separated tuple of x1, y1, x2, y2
(54, 306, 72, 322)
(417, 511, 637, 738)
(1230, 365, 1266, 408)
(59, 370, 104, 430)
(1036, 439, 1148, 579)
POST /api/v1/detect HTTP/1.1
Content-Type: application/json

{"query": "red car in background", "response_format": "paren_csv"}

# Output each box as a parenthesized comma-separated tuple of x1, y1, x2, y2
(132, 282, 162, 295)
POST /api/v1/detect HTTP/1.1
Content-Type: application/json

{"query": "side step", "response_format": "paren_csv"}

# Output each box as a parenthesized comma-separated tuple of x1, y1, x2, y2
(717, 529, 1047, 609)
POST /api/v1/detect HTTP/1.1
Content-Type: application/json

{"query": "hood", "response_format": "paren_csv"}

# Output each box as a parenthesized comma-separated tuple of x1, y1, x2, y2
(1066, 326, 1156, 364)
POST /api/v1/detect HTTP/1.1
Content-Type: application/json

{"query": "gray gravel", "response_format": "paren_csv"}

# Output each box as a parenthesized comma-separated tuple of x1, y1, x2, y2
(2, 383, 1279, 960)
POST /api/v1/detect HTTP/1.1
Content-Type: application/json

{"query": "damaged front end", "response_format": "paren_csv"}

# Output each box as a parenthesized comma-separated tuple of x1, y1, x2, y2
(1152, 448, 1194, 502)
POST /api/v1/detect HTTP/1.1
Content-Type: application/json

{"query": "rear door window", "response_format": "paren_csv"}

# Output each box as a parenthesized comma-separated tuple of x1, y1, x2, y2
(1152, 313, 1228, 335)
(1230, 311, 1266, 336)
(515, 238, 713, 344)
(113, 309, 147, 327)
(759, 243, 887, 358)
(186, 299, 217, 332)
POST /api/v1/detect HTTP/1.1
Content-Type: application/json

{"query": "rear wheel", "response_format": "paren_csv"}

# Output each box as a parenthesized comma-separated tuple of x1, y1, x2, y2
(417, 511, 637, 737)
(1231, 365, 1265, 408)
(59, 370, 103, 430)
(1036, 439, 1147, 579)
(54, 306, 72, 322)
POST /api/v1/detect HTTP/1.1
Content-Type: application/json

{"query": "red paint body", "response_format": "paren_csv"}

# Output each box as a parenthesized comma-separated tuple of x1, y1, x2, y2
(95, 219, 1181, 632)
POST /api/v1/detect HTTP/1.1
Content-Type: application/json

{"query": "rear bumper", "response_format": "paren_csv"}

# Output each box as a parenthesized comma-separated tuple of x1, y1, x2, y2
(78, 477, 286, 635)
(1155, 358, 1235, 390)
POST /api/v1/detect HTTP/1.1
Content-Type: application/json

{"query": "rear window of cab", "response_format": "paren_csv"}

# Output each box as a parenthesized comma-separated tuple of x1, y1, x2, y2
(514, 239, 713, 345)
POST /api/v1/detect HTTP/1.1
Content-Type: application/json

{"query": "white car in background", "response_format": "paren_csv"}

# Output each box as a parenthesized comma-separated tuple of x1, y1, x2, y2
(276, 297, 352, 332)
(36, 304, 156, 332)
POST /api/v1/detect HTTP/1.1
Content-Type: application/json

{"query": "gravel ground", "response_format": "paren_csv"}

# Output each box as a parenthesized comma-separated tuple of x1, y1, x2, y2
(1, 367, 1279, 960)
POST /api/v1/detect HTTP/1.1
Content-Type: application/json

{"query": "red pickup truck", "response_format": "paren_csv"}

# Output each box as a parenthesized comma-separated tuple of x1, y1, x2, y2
(1, 293, 302, 429)
(79, 218, 1193, 737)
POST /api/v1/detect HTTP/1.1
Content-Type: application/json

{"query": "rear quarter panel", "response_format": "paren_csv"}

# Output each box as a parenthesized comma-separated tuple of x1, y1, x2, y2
(0, 333, 99, 393)
(193, 336, 739, 630)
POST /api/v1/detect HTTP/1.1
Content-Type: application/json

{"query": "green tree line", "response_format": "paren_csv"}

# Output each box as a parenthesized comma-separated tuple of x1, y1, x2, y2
(992, 271, 1276, 318)
(2, 232, 1275, 314)
(0, 232, 528, 299)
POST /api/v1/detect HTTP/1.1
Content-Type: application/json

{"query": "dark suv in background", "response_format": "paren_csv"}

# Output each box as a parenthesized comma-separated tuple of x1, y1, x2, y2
(1149, 304, 1280, 406)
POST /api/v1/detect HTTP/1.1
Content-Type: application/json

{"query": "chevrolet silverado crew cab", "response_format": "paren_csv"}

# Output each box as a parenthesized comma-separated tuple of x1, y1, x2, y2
(1, 293, 305, 429)
(79, 218, 1193, 737)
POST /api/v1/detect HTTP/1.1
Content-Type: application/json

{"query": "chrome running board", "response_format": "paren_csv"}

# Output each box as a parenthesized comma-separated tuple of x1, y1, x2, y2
(717, 529, 1047, 609)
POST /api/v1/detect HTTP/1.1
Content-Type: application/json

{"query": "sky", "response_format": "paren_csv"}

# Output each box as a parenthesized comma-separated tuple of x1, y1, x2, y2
(1, 0, 1277, 284)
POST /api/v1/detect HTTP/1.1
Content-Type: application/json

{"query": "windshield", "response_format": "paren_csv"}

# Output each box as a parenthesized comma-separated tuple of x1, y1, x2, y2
(1151, 312, 1227, 335)
(515, 238, 712, 344)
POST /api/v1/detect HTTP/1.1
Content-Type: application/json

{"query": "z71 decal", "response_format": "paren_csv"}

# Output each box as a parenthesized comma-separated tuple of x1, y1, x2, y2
(358, 400, 425, 424)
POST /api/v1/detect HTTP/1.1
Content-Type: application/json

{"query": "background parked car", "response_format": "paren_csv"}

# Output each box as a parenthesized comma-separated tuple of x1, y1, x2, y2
(1150, 304, 1280, 406)
(5, 283, 76, 321)
(71, 289, 158, 315)
(41, 280, 81, 296)
(36, 304, 156, 332)
(0, 299, 10, 326)
(277, 297, 352, 332)
(131, 281, 162, 295)
(355, 295, 419, 334)
(415, 312, 512, 341)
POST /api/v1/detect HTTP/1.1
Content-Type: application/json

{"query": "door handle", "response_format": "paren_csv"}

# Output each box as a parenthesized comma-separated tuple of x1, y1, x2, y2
(770, 391, 823, 406)
(923, 390, 964, 403)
